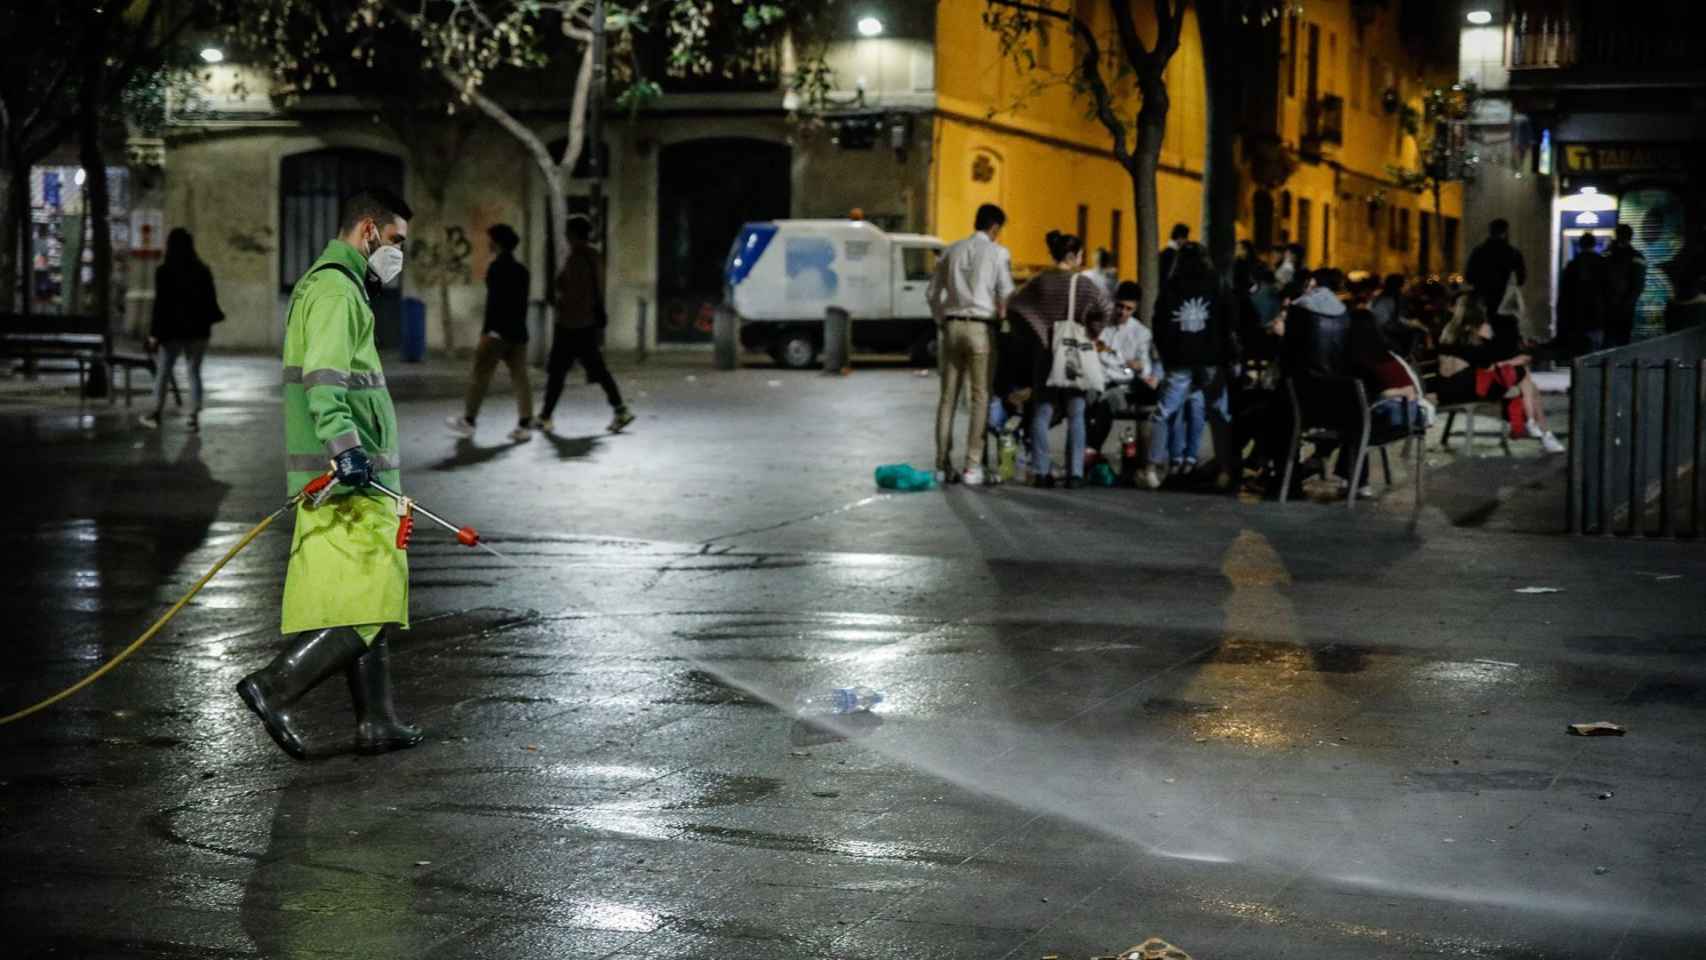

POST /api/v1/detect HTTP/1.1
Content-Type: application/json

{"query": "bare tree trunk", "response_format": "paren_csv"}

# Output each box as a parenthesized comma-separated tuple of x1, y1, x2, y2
(1134, 95, 1168, 324)
(456, 38, 592, 292)
(1197, 2, 1243, 282)
(79, 58, 112, 329)
(0, 163, 16, 313)
(9, 164, 27, 317)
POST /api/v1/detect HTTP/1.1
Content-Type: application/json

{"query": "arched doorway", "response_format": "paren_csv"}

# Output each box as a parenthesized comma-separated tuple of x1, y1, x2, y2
(279, 149, 406, 348)
(656, 138, 791, 344)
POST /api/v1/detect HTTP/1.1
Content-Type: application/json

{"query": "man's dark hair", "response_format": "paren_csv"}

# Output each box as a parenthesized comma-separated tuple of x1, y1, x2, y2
(1289, 243, 1306, 259)
(1312, 267, 1345, 292)
(1615, 223, 1633, 242)
(488, 223, 520, 253)
(1578, 232, 1599, 252)
(339, 187, 413, 234)
(974, 203, 1007, 232)
(1489, 218, 1510, 237)
(1170, 222, 1190, 241)
(565, 215, 593, 244)
(1114, 280, 1142, 303)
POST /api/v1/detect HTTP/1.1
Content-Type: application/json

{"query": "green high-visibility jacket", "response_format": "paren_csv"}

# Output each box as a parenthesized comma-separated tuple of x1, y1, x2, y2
(279, 239, 408, 641)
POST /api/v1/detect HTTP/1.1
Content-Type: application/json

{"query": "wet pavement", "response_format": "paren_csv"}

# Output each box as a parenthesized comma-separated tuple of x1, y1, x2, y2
(4, 353, 1706, 959)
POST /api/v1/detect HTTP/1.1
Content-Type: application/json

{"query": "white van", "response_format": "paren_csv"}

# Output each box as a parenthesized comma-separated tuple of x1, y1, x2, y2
(724, 219, 945, 368)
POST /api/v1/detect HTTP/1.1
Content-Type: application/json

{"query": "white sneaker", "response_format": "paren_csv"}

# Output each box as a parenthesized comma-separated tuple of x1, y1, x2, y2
(934, 469, 949, 485)
(607, 406, 635, 434)
(961, 465, 985, 486)
(1356, 485, 1377, 500)
(445, 415, 476, 437)
(1524, 421, 1545, 440)
(138, 413, 160, 430)
(508, 425, 533, 442)
(1139, 466, 1164, 490)
(1540, 431, 1565, 454)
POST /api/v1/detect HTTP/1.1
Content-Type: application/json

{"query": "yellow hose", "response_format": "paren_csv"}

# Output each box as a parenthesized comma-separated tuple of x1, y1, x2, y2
(0, 505, 288, 726)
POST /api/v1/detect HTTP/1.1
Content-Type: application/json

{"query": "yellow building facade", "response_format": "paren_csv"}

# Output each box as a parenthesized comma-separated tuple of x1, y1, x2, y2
(929, 0, 1462, 281)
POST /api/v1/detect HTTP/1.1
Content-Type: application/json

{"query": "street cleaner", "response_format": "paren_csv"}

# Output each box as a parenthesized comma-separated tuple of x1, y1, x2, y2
(237, 188, 424, 761)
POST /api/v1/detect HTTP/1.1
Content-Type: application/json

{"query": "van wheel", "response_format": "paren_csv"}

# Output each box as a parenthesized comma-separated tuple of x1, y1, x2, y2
(775, 333, 817, 370)
(910, 331, 938, 366)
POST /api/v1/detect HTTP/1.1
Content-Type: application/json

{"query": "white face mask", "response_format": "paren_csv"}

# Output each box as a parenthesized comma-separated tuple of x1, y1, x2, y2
(368, 242, 404, 286)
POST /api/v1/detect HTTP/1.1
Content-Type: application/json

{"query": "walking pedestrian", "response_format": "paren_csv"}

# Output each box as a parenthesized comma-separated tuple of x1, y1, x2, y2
(237, 188, 422, 761)
(139, 228, 223, 431)
(1144, 243, 1238, 491)
(538, 216, 633, 434)
(1557, 233, 1611, 357)
(1464, 218, 1527, 320)
(447, 224, 535, 442)
(925, 203, 1014, 485)
(1006, 230, 1113, 489)
(1603, 224, 1648, 348)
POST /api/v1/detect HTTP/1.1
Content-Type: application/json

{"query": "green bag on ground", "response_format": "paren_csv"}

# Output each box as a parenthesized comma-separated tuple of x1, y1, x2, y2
(874, 464, 937, 491)
(1089, 461, 1118, 487)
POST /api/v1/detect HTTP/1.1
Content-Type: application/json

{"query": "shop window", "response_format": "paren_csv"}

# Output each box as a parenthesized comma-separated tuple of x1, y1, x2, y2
(28, 165, 131, 315)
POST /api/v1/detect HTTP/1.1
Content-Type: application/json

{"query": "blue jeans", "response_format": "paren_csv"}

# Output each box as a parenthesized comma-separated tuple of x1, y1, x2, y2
(1031, 391, 1087, 479)
(1168, 392, 1205, 463)
(1149, 368, 1230, 466)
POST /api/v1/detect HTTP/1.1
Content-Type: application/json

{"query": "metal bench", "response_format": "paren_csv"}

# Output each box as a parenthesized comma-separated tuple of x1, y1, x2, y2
(1, 313, 177, 408)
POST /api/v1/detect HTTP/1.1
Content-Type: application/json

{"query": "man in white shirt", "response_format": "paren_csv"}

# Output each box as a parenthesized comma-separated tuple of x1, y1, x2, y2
(925, 203, 1014, 485)
(1087, 280, 1160, 454)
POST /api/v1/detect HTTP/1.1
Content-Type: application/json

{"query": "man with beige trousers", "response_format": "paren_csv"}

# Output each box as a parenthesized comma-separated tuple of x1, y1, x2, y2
(926, 203, 1014, 486)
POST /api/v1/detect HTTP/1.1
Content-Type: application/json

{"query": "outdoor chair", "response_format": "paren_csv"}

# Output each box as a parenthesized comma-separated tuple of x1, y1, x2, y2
(1279, 352, 1427, 516)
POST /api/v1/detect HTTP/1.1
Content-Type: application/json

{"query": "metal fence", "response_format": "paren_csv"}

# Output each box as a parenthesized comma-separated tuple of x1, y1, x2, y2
(1568, 326, 1706, 537)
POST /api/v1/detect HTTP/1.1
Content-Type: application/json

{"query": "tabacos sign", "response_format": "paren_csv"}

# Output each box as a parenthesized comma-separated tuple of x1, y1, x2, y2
(1558, 143, 1689, 175)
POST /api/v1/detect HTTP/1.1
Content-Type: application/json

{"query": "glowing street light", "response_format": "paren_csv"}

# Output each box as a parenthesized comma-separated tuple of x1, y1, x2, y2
(857, 16, 883, 37)
(200, 47, 225, 64)
(1466, 10, 1493, 25)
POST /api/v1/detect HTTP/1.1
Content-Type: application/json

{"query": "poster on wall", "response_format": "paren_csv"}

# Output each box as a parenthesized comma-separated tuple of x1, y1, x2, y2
(131, 209, 164, 258)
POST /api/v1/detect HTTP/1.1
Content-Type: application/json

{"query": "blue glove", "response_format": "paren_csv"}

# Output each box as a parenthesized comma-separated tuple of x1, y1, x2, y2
(331, 447, 375, 488)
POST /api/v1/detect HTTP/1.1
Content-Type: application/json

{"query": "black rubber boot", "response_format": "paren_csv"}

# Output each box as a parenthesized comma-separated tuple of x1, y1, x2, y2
(236, 627, 368, 760)
(346, 634, 423, 754)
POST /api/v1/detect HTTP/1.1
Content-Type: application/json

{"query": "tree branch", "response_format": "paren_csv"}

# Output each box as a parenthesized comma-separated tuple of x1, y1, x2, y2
(985, 0, 1133, 166)
(1110, 0, 1154, 74)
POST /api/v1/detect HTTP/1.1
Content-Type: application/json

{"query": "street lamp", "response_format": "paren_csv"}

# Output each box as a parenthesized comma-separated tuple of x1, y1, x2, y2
(200, 47, 225, 63)
(857, 16, 884, 37)
(1465, 10, 1493, 25)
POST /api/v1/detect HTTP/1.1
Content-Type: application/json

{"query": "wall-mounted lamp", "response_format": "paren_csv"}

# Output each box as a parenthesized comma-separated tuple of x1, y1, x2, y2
(857, 16, 884, 37)
(200, 47, 225, 63)
(1466, 10, 1493, 25)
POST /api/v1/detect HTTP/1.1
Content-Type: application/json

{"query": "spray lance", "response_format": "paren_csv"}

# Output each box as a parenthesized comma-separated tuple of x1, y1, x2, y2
(0, 469, 509, 726)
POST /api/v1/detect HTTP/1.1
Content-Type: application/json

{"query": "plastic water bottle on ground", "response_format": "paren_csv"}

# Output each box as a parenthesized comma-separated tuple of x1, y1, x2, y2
(794, 686, 884, 715)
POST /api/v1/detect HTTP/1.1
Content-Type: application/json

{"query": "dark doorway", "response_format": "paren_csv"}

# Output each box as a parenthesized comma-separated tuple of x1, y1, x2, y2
(1252, 191, 1275, 250)
(280, 149, 405, 349)
(656, 138, 791, 344)
(1297, 197, 1312, 263)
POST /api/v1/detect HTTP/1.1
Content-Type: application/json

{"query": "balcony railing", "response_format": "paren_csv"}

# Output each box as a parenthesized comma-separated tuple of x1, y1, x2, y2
(1304, 94, 1345, 151)
(1506, 0, 1699, 72)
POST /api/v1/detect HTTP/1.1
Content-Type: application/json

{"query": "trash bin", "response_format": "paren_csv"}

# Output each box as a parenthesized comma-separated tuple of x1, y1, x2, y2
(401, 297, 427, 362)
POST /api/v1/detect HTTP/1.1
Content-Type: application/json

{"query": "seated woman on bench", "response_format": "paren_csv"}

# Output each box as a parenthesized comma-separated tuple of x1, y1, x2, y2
(1430, 293, 1563, 453)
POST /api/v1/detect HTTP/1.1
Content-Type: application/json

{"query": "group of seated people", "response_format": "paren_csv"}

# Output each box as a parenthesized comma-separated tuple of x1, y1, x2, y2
(981, 233, 1565, 498)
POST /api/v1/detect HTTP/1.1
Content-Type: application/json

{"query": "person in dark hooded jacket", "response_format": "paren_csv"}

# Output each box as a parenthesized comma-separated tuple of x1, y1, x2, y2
(1144, 242, 1238, 491)
(141, 228, 223, 431)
